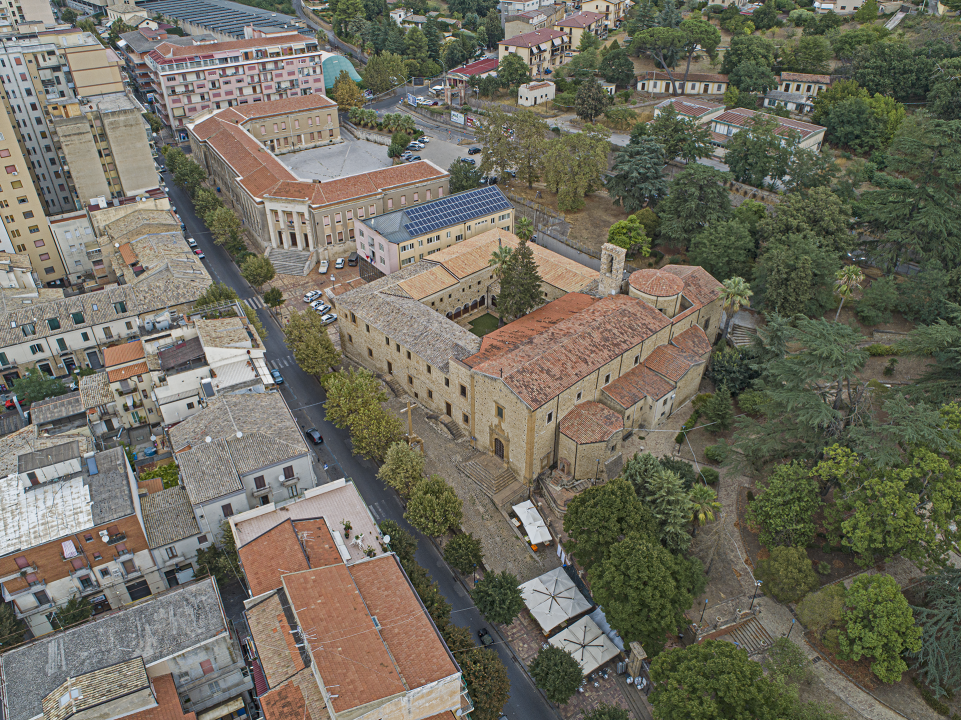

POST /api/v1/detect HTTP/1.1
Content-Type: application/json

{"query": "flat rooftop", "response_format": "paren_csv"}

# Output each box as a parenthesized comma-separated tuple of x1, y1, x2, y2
(135, 0, 303, 38)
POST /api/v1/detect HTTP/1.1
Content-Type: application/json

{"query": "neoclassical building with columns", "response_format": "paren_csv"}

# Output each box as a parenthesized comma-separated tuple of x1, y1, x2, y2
(187, 95, 449, 266)
(335, 235, 724, 483)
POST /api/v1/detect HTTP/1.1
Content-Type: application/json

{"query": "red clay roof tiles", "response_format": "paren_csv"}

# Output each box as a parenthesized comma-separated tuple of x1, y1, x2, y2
(104, 340, 145, 367)
(559, 402, 624, 444)
(671, 325, 711, 357)
(107, 360, 149, 383)
(644, 344, 703, 383)
(239, 520, 312, 598)
(602, 363, 675, 408)
(628, 269, 684, 297)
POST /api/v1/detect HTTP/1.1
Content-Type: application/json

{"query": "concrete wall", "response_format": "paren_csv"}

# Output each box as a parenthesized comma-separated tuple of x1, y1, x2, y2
(103, 109, 158, 197)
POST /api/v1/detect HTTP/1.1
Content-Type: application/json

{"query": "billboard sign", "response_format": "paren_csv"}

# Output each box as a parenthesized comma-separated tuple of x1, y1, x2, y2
(406, 93, 417, 106)
(450, 111, 465, 125)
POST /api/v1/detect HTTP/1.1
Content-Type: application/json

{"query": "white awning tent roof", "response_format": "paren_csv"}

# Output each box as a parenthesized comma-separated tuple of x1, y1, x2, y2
(519, 567, 592, 633)
(549, 616, 621, 675)
(512, 500, 551, 545)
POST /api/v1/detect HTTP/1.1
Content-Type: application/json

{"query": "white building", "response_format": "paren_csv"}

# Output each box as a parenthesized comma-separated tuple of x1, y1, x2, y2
(518, 80, 555, 106)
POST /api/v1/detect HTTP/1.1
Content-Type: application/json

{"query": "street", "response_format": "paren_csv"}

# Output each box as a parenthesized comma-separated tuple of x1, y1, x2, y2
(166, 171, 558, 720)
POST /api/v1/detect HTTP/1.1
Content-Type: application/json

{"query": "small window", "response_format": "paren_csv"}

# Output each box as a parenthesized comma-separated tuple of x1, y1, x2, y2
(633, 355, 640, 366)
(576, 391, 582, 402)
(368, 348, 373, 358)
(547, 411, 553, 424)
(71, 311, 84, 325)
(284, 466, 295, 479)
(463, 413, 470, 425)
(496, 405, 504, 419)
(604, 373, 611, 385)
(406, 350, 411, 360)
(445, 378, 450, 387)
(84, 534, 93, 542)
(222, 503, 233, 517)
(198, 535, 208, 545)
(99, 567, 109, 577)
(165, 547, 177, 559)
(93, 552, 102, 561)
(187, 402, 195, 409)
(460, 384, 467, 398)
(254, 475, 266, 489)
(408, 374, 414, 385)
(113, 301, 126, 314)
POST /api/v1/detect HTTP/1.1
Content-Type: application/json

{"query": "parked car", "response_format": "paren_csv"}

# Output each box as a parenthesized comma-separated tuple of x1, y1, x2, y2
(467, 147, 481, 154)
(477, 628, 494, 647)
(401, 151, 413, 159)
(335, 257, 345, 269)
(312, 302, 331, 314)
(305, 428, 323, 444)
(408, 155, 421, 161)
(304, 290, 321, 302)
(407, 142, 424, 151)
(461, 157, 476, 165)
(320, 313, 338, 325)
(419, 136, 431, 143)
(270, 368, 284, 385)
(319, 259, 329, 274)
(187, 238, 197, 247)
(348, 252, 358, 266)
(194, 249, 205, 259)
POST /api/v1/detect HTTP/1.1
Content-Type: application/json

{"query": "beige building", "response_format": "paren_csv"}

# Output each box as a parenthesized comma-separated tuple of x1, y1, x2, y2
(637, 71, 730, 96)
(581, 0, 630, 27)
(48, 210, 96, 284)
(709, 107, 826, 155)
(0, 0, 54, 30)
(553, 10, 606, 49)
(519, 80, 555, 106)
(187, 95, 449, 267)
(335, 233, 723, 483)
(104, 340, 160, 428)
(653, 96, 725, 124)
(498, 28, 571, 75)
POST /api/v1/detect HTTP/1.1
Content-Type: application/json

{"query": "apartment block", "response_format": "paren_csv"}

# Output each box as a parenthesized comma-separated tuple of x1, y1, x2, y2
(553, 10, 606, 49)
(0, 578, 251, 720)
(0, 29, 125, 215)
(47, 208, 95, 283)
(0, 0, 54, 32)
(137, 0, 306, 41)
(581, 0, 630, 27)
(498, 28, 570, 75)
(187, 96, 449, 264)
(0, 94, 65, 279)
(144, 32, 327, 129)
(118, 27, 218, 98)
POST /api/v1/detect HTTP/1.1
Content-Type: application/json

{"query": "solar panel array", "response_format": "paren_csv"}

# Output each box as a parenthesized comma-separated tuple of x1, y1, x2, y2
(138, 0, 299, 38)
(403, 186, 512, 238)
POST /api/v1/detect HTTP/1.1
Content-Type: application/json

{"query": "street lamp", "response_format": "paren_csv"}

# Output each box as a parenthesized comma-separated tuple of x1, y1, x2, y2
(786, 618, 795, 639)
(750, 580, 763, 610)
(698, 598, 708, 625)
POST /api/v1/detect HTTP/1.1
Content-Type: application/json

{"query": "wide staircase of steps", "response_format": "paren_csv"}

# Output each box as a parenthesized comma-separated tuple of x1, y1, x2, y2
(266, 247, 314, 276)
(461, 456, 517, 496)
(713, 616, 774, 656)
(383, 375, 406, 398)
(729, 323, 758, 348)
(440, 415, 466, 441)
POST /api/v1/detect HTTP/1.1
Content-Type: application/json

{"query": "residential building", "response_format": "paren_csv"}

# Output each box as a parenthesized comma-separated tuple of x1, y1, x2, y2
(335, 236, 723, 483)
(0, 92, 66, 280)
(144, 32, 327, 130)
(580, 0, 631, 27)
(652, 96, 725, 123)
(389, 7, 411, 22)
(28, 390, 89, 435)
(708, 107, 825, 155)
(499, 0, 559, 16)
(498, 28, 570, 75)
(79, 369, 122, 435)
(763, 90, 814, 114)
(813, 0, 864, 13)
(776, 71, 831, 100)
(518, 79, 555, 106)
(187, 96, 449, 265)
(138, 0, 306, 41)
(168, 392, 316, 540)
(637, 71, 729, 96)
(141, 484, 207, 587)
(0, 431, 164, 634)
(0, 0, 54, 32)
(0, 208, 210, 388)
(118, 28, 219, 98)
(105, 339, 160, 428)
(0, 577, 252, 720)
(0, 29, 125, 216)
(355, 186, 514, 273)
(50, 92, 159, 205)
(48, 210, 95, 285)
(553, 10, 605, 48)
(232, 481, 470, 720)
(106, 4, 157, 25)
(0, 251, 35, 289)
(446, 56, 499, 87)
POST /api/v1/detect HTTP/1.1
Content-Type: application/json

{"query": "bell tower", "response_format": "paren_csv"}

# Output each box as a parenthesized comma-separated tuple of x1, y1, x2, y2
(599, 243, 626, 297)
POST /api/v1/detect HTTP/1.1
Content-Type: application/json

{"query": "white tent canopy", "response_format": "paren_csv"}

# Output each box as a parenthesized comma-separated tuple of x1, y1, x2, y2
(519, 567, 592, 633)
(512, 500, 551, 545)
(549, 616, 621, 675)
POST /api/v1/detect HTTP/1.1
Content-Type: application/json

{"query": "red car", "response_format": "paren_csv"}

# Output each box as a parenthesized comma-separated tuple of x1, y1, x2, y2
(194, 248, 205, 259)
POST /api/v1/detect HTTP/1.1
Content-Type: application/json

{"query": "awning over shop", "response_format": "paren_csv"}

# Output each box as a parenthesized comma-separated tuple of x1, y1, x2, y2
(549, 616, 621, 675)
(512, 500, 551, 545)
(520, 567, 592, 633)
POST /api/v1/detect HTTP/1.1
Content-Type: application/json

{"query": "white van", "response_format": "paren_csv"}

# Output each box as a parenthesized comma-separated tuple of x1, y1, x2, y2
(429, 85, 445, 97)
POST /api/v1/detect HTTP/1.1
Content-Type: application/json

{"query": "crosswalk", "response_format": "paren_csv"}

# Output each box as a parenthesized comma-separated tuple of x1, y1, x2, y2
(243, 296, 265, 310)
(268, 355, 296, 369)
(368, 502, 386, 521)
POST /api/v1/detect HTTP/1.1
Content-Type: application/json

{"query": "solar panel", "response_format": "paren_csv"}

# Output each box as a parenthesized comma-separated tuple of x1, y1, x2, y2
(402, 186, 512, 238)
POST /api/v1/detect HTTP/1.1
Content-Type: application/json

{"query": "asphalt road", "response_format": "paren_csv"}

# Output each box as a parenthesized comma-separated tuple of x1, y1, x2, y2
(165, 169, 558, 720)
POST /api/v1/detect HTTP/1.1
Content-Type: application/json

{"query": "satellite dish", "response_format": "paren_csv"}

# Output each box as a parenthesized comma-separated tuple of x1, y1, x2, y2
(114, 243, 120, 247)
(383, 535, 390, 545)
(150, 435, 156, 441)
(205, 436, 212, 443)
(236, 431, 243, 438)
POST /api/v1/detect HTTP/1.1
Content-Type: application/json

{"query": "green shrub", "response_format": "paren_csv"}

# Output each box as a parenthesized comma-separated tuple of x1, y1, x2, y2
(659, 456, 697, 488)
(883, 357, 898, 376)
(817, 561, 832, 575)
(737, 389, 770, 416)
(863, 343, 900, 356)
(856, 276, 898, 326)
(699, 467, 720, 485)
(912, 676, 951, 715)
(705, 443, 729, 464)
(797, 584, 845, 637)
(674, 410, 701, 446)
(755, 546, 819, 603)
(747, 489, 755, 502)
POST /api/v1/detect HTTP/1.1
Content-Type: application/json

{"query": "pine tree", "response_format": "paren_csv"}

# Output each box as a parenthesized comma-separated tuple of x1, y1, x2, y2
(331, 69, 363, 108)
(0, 603, 25, 648)
(641, 469, 692, 553)
(498, 239, 544, 322)
(703, 385, 734, 432)
(910, 566, 961, 696)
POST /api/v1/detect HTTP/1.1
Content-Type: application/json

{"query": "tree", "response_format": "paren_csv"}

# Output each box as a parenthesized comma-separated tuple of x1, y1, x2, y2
(632, 27, 688, 95)
(472, 570, 524, 625)
(193, 188, 222, 218)
(854, 0, 878, 21)
(144, 112, 163, 133)
(513, 216, 534, 242)
(855, 276, 898, 326)
(928, 58, 961, 121)
(512, 110, 549, 188)
(378, 441, 425, 499)
(285, 310, 340, 377)
(444, 532, 484, 575)
(196, 521, 242, 589)
(460, 648, 510, 720)
(498, 239, 544, 322)
(756, 186, 852, 255)
(263, 287, 284, 308)
(852, 41, 932, 103)
(650, 641, 787, 720)
(764, 637, 814, 687)
(172, 158, 207, 195)
(707, 346, 762, 396)
(351, 403, 405, 461)
(824, 97, 886, 154)
(751, 0, 779, 29)
(590, 531, 705, 654)
(323, 367, 387, 429)
(363, 51, 408, 94)
(676, 18, 721, 90)
(755, 546, 819, 603)
(582, 706, 630, 720)
(331, 69, 363, 108)
(639, 470, 693, 553)
(724, 114, 797, 189)
(405, 474, 463, 536)
(574, 79, 611, 122)
(601, 48, 635, 86)
(781, 35, 832, 75)
(719, 276, 752, 344)
(474, 107, 517, 181)
(648, 104, 713, 162)
(488, 244, 513, 281)
(811, 78, 869, 125)
(840, 574, 922, 684)
(542, 126, 611, 211)
(564, 476, 655, 568)
(606, 138, 667, 214)
(206, 206, 243, 246)
(448, 159, 483, 193)
(748, 462, 821, 548)
(240, 254, 276, 289)
(497, 52, 530, 88)
(529, 645, 584, 705)
(12, 368, 68, 405)
(703, 385, 734, 432)
(51, 595, 92, 629)
(729, 61, 778, 94)
(606, 215, 651, 257)
(753, 234, 840, 317)
(797, 584, 845, 638)
(833, 265, 864, 321)
(334, 0, 365, 38)
(656, 163, 731, 250)
(690, 220, 755, 282)
(720, 34, 776, 74)
(910, 566, 961, 696)
(0, 602, 25, 648)
(194, 281, 238, 309)
(60, 7, 78, 23)
(689, 483, 720, 531)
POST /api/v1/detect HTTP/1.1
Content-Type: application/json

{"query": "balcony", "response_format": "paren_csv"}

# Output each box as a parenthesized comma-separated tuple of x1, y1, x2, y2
(459, 678, 474, 717)
(252, 485, 271, 498)
(105, 532, 126, 546)
(281, 475, 299, 487)
(15, 600, 54, 619)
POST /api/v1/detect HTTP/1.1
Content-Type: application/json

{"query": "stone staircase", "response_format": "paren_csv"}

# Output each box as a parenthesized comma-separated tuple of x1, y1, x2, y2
(461, 457, 517, 497)
(715, 616, 774, 656)
(440, 415, 466, 441)
(383, 375, 407, 398)
(729, 323, 758, 348)
(265, 247, 314, 276)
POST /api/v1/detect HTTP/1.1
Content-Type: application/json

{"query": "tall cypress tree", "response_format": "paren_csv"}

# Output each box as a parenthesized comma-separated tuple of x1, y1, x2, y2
(498, 239, 544, 322)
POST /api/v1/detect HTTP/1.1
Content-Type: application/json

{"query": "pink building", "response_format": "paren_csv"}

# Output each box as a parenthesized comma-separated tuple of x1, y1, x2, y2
(145, 33, 326, 129)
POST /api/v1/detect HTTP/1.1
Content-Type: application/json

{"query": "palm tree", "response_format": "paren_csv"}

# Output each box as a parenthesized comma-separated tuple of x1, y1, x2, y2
(515, 217, 534, 241)
(720, 277, 753, 344)
(489, 245, 513, 281)
(689, 483, 721, 532)
(834, 265, 865, 321)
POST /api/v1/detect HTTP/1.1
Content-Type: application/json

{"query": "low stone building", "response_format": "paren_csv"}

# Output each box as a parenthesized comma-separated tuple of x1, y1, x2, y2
(518, 80, 555, 106)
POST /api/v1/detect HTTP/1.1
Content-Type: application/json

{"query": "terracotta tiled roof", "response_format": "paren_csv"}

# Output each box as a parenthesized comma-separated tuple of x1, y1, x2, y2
(639, 70, 729, 84)
(500, 27, 566, 48)
(644, 344, 703, 383)
(464, 293, 596, 368)
(559, 402, 623, 444)
(246, 591, 306, 688)
(712, 108, 825, 140)
(671, 325, 711, 357)
(107, 360, 149, 383)
(229, 94, 337, 120)
(602, 363, 675, 408)
(292, 518, 342, 568)
(118, 242, 139, 266)
(660, 265, 724, 308)
(138, 477, 165, 495)
(471, 294, 671, 409)
(239, 520, 312, 598)
(779, 71, 832, 84)
(449, 57, 498, 76)
(628, 269, 684, 297)
(260, 668, 330, 720)
(104, 340, 145, 367)
(123, 674, 196, 720)
(555, 10, 604, 26)
(655, 97, 724, 118)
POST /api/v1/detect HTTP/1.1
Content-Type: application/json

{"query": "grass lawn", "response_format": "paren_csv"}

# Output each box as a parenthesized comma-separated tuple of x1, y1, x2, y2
(469, 313, 500, 337)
